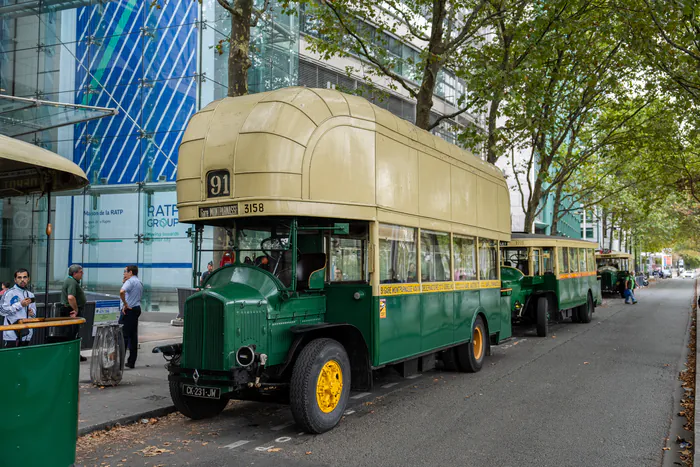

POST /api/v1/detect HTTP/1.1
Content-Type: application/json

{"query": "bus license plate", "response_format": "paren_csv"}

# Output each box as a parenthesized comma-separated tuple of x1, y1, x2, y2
(183, 384, 221, 399)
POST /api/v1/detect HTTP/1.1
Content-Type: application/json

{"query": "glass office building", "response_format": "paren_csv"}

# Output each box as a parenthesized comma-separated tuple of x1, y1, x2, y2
(0, 0, 299, 310)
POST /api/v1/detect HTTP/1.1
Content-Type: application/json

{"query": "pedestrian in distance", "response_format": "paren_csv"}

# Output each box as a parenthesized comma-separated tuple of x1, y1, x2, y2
(56, 264, 88, 360)
(1, 281, 12, 296)
(201, 261, 214, 285)
(0, 269, 36, 348)
(624, 272, 638, 305)
(120, 264, 144, 369)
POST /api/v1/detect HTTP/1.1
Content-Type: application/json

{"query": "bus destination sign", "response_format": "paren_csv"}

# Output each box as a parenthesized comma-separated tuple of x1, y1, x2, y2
(199, 204, 239, 218)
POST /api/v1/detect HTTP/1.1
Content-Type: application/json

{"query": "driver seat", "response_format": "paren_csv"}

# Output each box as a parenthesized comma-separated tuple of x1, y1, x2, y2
(296, 253, 327, 291)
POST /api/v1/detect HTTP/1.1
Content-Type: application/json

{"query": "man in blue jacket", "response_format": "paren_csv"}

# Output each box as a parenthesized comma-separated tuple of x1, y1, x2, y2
(0, 269, 36, 347)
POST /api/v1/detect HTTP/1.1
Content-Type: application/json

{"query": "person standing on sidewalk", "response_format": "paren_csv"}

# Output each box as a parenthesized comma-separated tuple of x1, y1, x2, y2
(59, 264, 88, 361)
(624, 273, 638, 305)
(120, 265, 143, 369)
(1, 269, 36, 348)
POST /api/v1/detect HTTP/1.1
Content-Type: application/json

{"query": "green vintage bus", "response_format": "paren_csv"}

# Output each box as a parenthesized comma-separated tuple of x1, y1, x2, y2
(595, 251, 632, 296)
(159, 87, 513, 433)
(500, 234, 602, 337)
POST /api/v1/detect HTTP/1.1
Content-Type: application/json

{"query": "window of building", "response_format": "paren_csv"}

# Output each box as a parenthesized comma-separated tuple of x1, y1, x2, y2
(479, 239, 499, 280)
(379, 224, 417, 283)
(453, 235, 477, 281)
(420, 230, 451, 282)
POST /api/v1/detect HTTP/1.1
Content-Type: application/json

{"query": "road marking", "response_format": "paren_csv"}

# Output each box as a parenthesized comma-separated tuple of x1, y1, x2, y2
(344, 410, 355, 415)
(351, 392, 371, 399)
(271, 423, 293, 431)
(224, 440, 250, 449)
(406, 374, 421, 379)
(381, 383, 398, 389)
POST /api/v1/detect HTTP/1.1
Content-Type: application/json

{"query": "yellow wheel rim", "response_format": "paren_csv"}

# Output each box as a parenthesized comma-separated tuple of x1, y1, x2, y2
(473, 326, 484, 361)
(316, 360, 343, 413)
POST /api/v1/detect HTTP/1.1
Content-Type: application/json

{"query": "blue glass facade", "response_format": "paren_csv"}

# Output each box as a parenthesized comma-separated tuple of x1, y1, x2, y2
(0, 0, 299, 310)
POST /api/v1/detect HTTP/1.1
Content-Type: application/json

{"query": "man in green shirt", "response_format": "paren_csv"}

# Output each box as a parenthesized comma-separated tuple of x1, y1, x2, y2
(59, 264, 87, 361)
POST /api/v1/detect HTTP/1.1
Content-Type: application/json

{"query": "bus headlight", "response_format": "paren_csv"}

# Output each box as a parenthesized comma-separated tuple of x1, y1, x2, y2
(236, 346, 255, 367)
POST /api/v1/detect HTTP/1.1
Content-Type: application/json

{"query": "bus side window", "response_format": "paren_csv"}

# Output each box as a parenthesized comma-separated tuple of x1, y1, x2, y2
(542, 248, 553, 273)
(559, 247, 569, 275)
(454, 235, 477, 281)
(420, 230, 451, 282)
(479, 238, 498, 280)
(379, 224, 417, 284)
(579, 248, 587, 272)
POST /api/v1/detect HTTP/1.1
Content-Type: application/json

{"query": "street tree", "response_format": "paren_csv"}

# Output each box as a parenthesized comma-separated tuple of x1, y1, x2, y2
(500, 3, 640, 232)
(296, 0, 495, 130)
(216, 0, 271, 97)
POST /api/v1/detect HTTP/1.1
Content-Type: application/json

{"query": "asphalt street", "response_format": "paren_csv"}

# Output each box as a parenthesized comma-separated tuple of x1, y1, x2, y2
(77, 278, 694, 467)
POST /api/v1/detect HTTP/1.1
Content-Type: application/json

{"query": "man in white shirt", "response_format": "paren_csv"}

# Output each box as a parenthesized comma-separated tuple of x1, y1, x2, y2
(119, 264, 144, 369)
(0, 269, 36, 347)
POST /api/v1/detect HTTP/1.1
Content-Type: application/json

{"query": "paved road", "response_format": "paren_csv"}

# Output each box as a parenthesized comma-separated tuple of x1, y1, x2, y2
(77, 279, 693, 467)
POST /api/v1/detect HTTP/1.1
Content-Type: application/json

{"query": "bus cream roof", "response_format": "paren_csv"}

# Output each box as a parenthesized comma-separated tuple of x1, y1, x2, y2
(507, 233, 599, 249)
(177, 87, 511, 239)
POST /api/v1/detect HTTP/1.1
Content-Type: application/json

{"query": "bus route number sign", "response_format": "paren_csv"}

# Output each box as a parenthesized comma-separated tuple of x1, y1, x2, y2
(206, 170, 231, 198)
(199, 204, 238, 218)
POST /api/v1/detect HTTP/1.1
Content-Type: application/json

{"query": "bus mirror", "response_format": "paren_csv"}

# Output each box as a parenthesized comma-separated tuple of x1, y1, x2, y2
(333, 223, 349, 235)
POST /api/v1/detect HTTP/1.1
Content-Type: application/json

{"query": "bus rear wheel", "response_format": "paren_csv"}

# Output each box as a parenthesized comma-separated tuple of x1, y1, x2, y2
(169, 380, 228, 420)
(290, 338, 351, 434)
(579, 293, 594, 324)
(456, 316, 487, 373)
(536, 297, 548, 337)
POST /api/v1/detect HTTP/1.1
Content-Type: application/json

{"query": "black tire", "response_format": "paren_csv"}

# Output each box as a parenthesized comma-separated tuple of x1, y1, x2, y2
(455, 315, 487, 373)
(536, 297, 548, 337)
(169, 380, 228, 420)
(441, 348, 459, 371)
(290, 338, 351, 434)
(579, 292, 594, 324)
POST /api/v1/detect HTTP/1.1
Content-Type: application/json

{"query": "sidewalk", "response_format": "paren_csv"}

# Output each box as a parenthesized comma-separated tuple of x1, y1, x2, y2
(78, 313, 182, 436)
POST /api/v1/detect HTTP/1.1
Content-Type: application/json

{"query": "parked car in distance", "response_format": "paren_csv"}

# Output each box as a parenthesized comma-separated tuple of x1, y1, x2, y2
(682, 269, 696, 279)
(661, 269, 673, 279)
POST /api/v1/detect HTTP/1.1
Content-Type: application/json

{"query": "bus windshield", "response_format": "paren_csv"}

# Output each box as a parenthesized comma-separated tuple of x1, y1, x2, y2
(502, 248, 529, 275)
(235, 223, 293, 287)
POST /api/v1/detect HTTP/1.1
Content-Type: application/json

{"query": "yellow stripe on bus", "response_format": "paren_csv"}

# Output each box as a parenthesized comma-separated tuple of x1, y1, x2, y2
(557, 271, 597, 280)
(380, 280, 500, 296)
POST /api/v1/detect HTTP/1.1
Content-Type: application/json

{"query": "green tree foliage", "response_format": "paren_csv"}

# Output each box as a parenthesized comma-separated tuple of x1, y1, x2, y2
(296, 0, 494, 129)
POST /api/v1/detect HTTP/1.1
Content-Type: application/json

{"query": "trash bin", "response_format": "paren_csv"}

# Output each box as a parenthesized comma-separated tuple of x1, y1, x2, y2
(172, 287, 197, 326)
(90, 324, 125, 386)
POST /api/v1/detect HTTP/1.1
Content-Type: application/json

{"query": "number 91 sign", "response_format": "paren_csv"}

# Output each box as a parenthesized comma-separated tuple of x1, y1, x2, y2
(207, 170, 231, 198)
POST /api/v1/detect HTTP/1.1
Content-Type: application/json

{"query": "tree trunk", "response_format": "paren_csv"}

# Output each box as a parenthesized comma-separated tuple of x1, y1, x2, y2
(601, 209, 607, 248)
(550, 182, 564, 236)
(414, 0, 445, 129)
(523, 180, 544, 234)
(227, 0, 253, 97)
(608, 215, 615, 251)
(485, 95, 502, 164)
(414, 63, 440, 129)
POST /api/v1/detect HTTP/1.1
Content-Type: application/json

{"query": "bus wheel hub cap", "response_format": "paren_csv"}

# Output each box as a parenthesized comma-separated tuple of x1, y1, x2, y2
(473, 327, 483, 360)
(316, 360, 343, 413)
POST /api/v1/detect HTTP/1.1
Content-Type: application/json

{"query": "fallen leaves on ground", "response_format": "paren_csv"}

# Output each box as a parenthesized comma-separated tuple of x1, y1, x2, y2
(267, 448, 282, 452)
(137, 446, 173, 457)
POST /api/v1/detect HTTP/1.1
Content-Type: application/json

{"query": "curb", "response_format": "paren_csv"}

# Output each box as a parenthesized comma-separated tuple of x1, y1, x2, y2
(78, 405, 177, 437)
